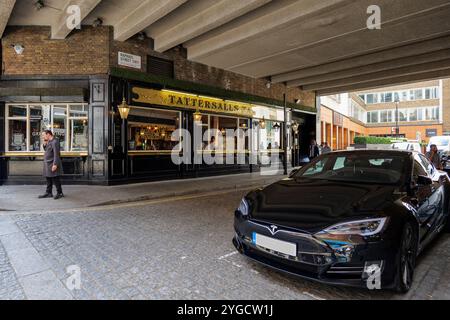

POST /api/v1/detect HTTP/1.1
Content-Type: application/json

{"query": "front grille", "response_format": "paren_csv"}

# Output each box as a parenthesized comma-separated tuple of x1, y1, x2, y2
(326, 265, 364, 279)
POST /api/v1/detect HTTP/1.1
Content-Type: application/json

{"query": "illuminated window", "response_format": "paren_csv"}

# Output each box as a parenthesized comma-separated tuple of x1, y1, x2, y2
(5, 103, 88, 152)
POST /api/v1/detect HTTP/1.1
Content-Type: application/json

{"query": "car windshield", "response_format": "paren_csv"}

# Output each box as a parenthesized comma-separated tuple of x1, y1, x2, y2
(430, 137, 450, 146)
(295, 154, 406, 184)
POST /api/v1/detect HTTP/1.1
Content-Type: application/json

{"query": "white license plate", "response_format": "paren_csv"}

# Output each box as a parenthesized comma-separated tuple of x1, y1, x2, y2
(252, 232, 297, 256)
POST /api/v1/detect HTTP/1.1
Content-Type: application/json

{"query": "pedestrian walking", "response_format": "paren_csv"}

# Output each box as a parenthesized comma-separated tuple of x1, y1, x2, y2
(308, 139, 320, 160)
(38, 130, 64, 200)
(322, 142, 332, 154)
(426, 144, 443, 170)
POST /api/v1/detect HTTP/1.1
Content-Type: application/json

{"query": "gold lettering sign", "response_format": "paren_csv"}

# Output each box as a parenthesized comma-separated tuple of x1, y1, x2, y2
(132, 87, 254, 118)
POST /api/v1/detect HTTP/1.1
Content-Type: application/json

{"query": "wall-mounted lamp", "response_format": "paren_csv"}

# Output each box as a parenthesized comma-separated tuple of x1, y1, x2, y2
(291, 121, 299, 133)
(266, 81, 271, 89)
(137, 32, 146, 41)
(92, 18, 103, 27)
(259, 117, 266, 129)
(11, 44, 24, 55)
(193, 110, 202, 122)
(273, 122, 281, 132)
(34, 0, 45, 10)
(118, 97, 130, 120)
(294, 98, 302, 104)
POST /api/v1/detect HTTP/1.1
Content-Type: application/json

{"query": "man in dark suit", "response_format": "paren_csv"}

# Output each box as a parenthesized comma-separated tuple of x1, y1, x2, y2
(38, 130, 64, 200)
(308, 139, 320, 161)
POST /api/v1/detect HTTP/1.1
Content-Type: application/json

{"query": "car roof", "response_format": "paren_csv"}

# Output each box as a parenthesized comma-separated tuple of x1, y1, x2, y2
(324, 149, 415, 156)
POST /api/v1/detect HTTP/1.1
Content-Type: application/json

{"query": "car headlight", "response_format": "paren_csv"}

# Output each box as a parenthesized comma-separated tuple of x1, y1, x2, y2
(318, 217, 387, 236)
(238, 197, 250, 216)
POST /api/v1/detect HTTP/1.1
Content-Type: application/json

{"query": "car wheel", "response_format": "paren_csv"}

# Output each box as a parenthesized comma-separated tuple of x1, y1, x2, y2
(394, 222, 417, 293)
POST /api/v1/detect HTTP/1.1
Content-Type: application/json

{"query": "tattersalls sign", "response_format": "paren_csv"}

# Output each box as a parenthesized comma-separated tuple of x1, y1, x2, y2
(132, 87, 254, 118)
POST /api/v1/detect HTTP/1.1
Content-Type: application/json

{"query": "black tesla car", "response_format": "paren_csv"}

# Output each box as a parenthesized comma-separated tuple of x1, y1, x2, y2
(233, 150, 450, 292)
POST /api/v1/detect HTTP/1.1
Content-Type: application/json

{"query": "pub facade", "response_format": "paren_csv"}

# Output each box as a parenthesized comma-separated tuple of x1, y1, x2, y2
(0, 26, 316, 185)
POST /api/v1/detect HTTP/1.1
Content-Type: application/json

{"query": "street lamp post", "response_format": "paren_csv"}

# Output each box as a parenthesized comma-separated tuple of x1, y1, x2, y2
(395, 98, 400, 138)
(283, 93, 288, 175)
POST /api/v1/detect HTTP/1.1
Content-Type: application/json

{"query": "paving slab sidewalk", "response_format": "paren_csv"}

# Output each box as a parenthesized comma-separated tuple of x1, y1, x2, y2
(0, 170, 285, 212)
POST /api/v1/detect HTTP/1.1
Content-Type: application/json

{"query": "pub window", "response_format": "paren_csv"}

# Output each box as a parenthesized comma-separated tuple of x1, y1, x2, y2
(69, 104, 88, 151)
(258, 120, 282, 151)
(196, 114, 250, 154)
(127, 107, 181, 152)
(5, 103, 89, 153)
(147, 56, 174, 78)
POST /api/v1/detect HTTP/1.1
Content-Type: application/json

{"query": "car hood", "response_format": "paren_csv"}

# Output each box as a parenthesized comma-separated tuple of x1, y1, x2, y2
(249, 178, 399, 233)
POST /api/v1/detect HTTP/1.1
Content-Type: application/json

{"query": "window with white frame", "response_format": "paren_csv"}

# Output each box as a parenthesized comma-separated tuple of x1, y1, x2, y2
(5, 103, 88, 152)
(360, 86, 440, 104)
(367, 111, 379, 123)
(408, 108, 418, 121)
(380, 110, 392, 123)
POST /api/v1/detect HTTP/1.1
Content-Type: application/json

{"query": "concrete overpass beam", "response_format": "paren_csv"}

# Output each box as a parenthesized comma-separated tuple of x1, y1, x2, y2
(316, 68, 450, 96)
(185, 0, 348, 60)
(152, 0, 270, 52)
(0, 0, 15, 38)
(114, 0, 188, 42)
(303, 58, 450, 91)
(51, 0, 102, 39)
(271, 35, 450, 84)
(287, 48, 450, 88)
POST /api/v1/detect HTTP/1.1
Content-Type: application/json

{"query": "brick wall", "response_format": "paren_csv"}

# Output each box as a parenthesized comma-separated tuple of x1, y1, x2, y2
(111, 38, 315, 107)
(367, 124, 442, 142)
(166, 46, 315, 107)
(2, 26, 315, 107)
(442, 79, 450, 133)
(2, 26, 110, 75)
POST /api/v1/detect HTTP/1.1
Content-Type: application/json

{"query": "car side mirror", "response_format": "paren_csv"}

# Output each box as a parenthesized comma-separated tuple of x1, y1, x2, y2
(417, 175, 432, 186)
(289, 168, 299, 178)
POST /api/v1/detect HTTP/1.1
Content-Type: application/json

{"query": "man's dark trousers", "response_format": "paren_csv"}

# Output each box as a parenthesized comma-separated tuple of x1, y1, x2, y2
(46, 176, 62, 195)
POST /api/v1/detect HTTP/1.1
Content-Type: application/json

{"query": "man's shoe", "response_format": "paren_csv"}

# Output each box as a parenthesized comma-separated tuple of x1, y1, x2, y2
(38, 193, 53, 199)
(54, 193, 64, 200)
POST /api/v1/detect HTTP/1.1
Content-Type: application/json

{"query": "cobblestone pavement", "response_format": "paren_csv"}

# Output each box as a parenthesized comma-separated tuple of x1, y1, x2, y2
(0, 190, 449, 300)
(0, 240, 26, 299)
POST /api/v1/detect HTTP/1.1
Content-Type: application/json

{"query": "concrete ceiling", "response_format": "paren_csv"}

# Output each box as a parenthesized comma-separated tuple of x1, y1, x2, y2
(2, 0, 450, 94)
